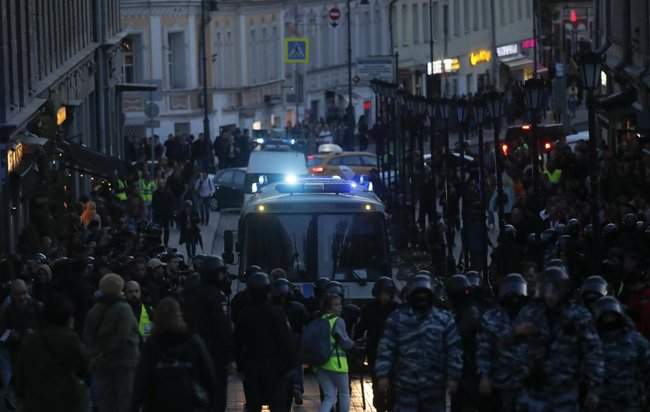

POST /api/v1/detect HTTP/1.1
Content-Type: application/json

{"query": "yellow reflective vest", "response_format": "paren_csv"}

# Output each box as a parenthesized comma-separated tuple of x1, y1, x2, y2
(138, 304, 153, 337)
(320, 315, 349, 373)
(138, 179, 155, 202)
(116, 179, 128, 201)
(544, 169, 562, 184)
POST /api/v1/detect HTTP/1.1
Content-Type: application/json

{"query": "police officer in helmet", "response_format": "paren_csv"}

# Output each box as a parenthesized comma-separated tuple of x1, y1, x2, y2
(477, 273, 528, 412)
(355, 276, 398, 412)
(234, 272, 298, 412)
(375, 274, 463, 411)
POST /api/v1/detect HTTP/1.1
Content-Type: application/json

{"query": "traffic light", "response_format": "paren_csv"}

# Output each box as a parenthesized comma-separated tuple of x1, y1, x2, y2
(501, 143, 510, 157)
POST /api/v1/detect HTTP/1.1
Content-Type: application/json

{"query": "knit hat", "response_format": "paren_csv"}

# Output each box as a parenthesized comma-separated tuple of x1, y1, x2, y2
(99, 273, 125, 297)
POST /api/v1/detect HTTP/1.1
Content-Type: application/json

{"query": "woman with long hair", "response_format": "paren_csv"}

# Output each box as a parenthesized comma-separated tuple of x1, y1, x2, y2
(131, 297, 217, 412)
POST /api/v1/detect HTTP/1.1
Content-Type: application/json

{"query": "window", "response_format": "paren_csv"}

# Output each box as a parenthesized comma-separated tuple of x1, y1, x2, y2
(328, 157, 344, 166)
(453, 0, 460, 36)
(217, 171, 234, 185)
(340, 156, 363, 166)
(374, 8, 382, 54)
(412, 4, 420, 44)
(518, 0, 523, 20)
(423, 3, 430, 43)
(233, 171, 246, 187)
(362, 155, 378, 166)
(249, 29, 256, 84)
(121, 37, 135, 83)
(474, 0, 480, 31)
(262, 27, 269, 81)
(168, 32, 186, 89)
(443, 4, 449, 39)
(500, 0, 506, 25)
(401, 5, 408, 45)
(464, 0, 470, 33)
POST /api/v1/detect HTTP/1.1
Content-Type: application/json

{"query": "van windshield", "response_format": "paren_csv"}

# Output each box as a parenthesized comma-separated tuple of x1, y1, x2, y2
(243, 213, 389, 282)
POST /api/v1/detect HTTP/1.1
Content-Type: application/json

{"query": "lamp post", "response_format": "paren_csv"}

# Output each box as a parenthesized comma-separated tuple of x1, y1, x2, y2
(473, 96, 489, 276)
(524, 78, 546, 212)
(439, 97, 454, 273)
(456, 97, 470, 270)
(579, 50, 604, 271)
(485, 90, 506, 229)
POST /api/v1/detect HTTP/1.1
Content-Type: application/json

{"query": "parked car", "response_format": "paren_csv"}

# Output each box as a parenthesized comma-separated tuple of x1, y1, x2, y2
(308, 151, 378, 177)
(210, 167, 246, 211)
(318, 143, 343, 154)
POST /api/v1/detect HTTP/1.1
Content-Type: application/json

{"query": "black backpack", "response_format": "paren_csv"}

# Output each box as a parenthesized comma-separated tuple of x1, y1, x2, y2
(149, 335, 210, 410)
(301, 316, 334, 366)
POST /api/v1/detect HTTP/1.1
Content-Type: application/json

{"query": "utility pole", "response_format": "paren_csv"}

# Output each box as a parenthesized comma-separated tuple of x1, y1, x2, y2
(490, 0, 498, 88)
(200, 0, 211, 143)
(347, 0, 354, 149)
(532, 0, 538, 78)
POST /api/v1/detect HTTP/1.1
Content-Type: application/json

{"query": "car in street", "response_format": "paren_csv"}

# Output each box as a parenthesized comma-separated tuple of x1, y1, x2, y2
(210, 167, 246, 211)
(308, 151, 378, 177)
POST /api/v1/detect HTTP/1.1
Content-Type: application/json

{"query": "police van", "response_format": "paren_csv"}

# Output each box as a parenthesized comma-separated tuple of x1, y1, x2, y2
(221, 177, 391, 300)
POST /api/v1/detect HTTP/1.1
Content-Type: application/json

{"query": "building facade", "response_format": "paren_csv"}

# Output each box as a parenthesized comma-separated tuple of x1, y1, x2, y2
(594, 0, 650, 149)
(120, 0, 390, 137)
(0, 0, 125, 253)
(391, 0, 535, 96)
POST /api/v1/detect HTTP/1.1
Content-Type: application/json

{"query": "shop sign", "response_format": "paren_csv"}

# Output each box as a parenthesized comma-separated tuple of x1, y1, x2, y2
(56, 106, 67, 126)
(427, 58, 461, 75)
(496, 43, 519, 58)
(7, 143, 24, 174)
(469, 49, 492, 66)
(522, 38, 536, 49)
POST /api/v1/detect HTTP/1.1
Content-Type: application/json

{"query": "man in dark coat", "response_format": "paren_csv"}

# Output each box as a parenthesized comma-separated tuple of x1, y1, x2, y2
(234, 273, 298, 412)
(183, 255, 235, 412)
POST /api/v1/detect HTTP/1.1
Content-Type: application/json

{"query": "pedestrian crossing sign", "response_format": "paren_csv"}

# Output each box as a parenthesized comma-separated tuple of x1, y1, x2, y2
(284, 37, 310, 64)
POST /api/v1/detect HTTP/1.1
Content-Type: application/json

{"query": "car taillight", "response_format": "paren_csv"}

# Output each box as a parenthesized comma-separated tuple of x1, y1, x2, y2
(311, 167, 324, 173)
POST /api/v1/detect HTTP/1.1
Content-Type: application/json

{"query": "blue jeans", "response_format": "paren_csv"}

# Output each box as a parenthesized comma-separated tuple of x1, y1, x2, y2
(316, 369, 350, 412)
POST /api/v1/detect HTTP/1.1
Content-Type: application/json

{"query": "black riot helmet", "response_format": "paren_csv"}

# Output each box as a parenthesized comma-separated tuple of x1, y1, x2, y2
(27, 253, 48, 265)
(271, 278, 292, 304)
(546, 259, 568, 273)
(372, 276, 396, 298)
(498, 273, 528, 300)
(622, 213, 637, 229)
(247, 271, 271, 302)
(566, 218, 581, 237)
(592, 296, 625, 330)
(580, 275, 608, 307)
(540, 228, 558, 245)
(245, 264, 262, 277)
(636, 220, 647, 233)
(325, 281, 345, 298)
(541, 266, 571, 309)
(465, 271, 481, 289)
(314, 277, 331, 299)
(193, 255, 227, 285)
(446, 274, 472, 305)
(407, 274, 433, 297)
(602, 223, 619, 243)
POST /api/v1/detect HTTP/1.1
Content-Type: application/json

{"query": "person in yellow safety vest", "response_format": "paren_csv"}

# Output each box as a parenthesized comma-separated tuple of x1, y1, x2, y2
(316, 293, 355, 412)
(543, 162, 563, 185)
(116, 177, 128, 201)
(138, 169, 157, 221)
(125, 281, 154, 339)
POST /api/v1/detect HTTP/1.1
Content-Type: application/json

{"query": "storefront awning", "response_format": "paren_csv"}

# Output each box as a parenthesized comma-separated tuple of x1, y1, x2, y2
(501, 56, 534, 70)
(59, 141, 127, 179)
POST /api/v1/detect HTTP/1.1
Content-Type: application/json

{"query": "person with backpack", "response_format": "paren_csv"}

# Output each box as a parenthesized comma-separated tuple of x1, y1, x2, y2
(130, 297, 217, 412)
(311, 292, 355, 412)
(234, 272, 298, 412)
(83, 273, 140, 412)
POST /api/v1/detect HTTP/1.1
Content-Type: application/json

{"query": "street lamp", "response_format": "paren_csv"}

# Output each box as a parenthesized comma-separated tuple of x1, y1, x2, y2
(579, 50, 604, 271)
(484, 90, 506, 229)
(524, 78, 546, 211)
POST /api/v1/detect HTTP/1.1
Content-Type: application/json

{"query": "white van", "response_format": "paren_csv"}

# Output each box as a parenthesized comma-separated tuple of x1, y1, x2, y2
(245, 151, 308, 201)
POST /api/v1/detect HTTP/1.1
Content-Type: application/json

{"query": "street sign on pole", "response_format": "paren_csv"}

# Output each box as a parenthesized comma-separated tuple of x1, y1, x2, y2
(284, 37, 310, 64)
(357, 56, 395, 83)
(144, 102, 160, 119)
(329, 7, 341, 27)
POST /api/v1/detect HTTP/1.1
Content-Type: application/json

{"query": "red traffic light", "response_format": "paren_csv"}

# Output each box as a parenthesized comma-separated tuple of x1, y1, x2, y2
(501, 144, 510, 157)
(570, 9, 577, 23)
(543, 142, 553, 152)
